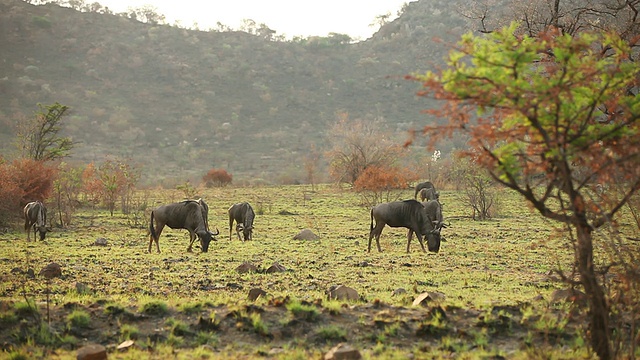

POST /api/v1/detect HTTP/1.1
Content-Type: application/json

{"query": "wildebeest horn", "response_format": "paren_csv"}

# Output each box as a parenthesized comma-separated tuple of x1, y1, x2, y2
(211, 227, 220, 236)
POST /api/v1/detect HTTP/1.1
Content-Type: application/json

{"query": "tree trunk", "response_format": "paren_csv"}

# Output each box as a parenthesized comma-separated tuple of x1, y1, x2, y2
(576, 222, 611, 360)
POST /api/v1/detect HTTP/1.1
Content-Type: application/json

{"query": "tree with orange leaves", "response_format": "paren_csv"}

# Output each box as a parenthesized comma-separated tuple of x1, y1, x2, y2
(409, 23, 640, 359)
(354, 165, 416, 207)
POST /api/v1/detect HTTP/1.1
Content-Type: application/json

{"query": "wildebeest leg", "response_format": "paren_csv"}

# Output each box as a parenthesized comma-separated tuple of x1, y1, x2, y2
(187, 230, 200, 252)
(229, 218, 234, 241)
(407, 229, 414, 253)
(416, 233, 426, 253)
(149, 223, 164, 253)
(236, 224, 244, 241)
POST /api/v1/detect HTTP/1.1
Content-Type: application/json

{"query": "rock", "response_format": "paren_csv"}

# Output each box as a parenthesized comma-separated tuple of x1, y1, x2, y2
(75, 282, 91, 295)
(265, 262, 286, 273)
(76, 343, 107, 360)
(94, 238, 108, 246)
(412, 291, 446, 307)
(392, 288, 407, 296)
(327, 285, 359, 301)
(324, 343, 362, 360)
(248, 288, 267, 301)
(117, 339, 134, 350)
(293, 229, 319, 240)
(236, 262, 258, 274)
(39, 262, 62, 279)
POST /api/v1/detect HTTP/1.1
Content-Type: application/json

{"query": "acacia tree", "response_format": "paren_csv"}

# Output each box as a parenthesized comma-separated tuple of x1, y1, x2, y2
(326, 112, 404, 185)
(410, 24, 640, 359)
(17, 103, 75, 161)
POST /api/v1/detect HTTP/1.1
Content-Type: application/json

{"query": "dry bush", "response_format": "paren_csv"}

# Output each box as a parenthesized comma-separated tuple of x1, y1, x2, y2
(202, 168, 232, 187)
(354, 165, 416, 207)
(0, 157, 56, 226)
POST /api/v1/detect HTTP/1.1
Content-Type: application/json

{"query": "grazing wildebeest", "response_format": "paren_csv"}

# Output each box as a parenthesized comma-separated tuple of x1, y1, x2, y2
(148, 200, 219, 253)
(196, 198, 209, 231)
(422, 199, 445, 231)
(24, 201, 51, 241)
(369, 199, 441, 253)
(228, 202, 255, 241)
(418, 187, 439, 202)
(414, 181, 436, 199)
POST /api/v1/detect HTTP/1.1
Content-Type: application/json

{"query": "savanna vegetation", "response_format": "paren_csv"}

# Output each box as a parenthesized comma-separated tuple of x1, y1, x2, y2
(2, 183, 637, 359)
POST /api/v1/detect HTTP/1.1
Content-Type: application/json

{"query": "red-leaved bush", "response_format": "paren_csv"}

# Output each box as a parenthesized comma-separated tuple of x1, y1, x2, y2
(202, 168, 232, 187)
(0, 157, 56, 225)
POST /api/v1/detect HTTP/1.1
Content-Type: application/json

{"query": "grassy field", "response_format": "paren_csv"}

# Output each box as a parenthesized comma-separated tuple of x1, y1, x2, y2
(0, 184, 614, 359)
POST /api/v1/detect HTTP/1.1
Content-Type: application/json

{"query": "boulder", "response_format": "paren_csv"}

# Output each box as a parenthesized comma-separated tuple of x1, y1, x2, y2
(94, 238, 108, 246)
(265, 262, 286, 273)
(248, 288, 267, 301)
(76, 343, 107, 360)
(324, 343, 362, 360)
(236, 262, 258, 274)
(412, 291, 446, 307)
(293, 229, 319, 240)
(39, 262, 62, 279)
(327, 285, 359, 301)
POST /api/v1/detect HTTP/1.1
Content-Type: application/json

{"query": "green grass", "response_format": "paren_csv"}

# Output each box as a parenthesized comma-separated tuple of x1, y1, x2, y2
(139, 300, 169, 316)
(316, 325, 347, 342)
(286, 300, 320, 321)
(66, 309, 91, 329)
(119, 323, 140, 341)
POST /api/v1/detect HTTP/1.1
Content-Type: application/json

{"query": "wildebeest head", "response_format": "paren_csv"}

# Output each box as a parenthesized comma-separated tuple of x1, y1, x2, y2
(424, 226, 441, 253)
(35, 225, 51, 241)
(236, 223, 253, 241)
(199, 227, 220, 252)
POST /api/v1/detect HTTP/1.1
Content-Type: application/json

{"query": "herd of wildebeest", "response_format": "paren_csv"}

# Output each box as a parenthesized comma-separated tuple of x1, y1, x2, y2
(22, 181, 445, 254)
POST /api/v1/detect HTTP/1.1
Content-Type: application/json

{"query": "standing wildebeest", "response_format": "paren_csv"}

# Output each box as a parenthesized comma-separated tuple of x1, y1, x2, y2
(369, 199, 441, 253)
(418, 187, 440, 202)
(414, 181, 436, 200)
(228, 202, 255, 241)
(148, 200, 219, 253)
(24, 201, 51, 241)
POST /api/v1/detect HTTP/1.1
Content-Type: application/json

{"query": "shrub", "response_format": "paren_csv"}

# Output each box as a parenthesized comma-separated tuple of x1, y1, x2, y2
(119, 324, 139, 340)
(354, 165, 416, 206)
(139, 300, 168, 315)
(202, 168, 232, 187)
(66, 310, 91, 329)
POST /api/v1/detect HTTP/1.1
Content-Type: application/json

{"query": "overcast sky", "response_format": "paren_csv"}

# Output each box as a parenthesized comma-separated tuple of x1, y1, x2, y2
(96, 0, 409, 40)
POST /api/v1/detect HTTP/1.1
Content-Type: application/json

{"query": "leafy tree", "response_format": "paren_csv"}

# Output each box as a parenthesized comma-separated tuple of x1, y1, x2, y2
(17, 103, 74, 162)
(410, 24, 640, 359)
(51, 162, 83, 227)
(326, 112, 404, 185)
(82, 159, 141, 216)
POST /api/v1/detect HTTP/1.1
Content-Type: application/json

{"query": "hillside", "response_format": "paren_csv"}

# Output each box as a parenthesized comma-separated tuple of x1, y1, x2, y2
(0, 0, 468, 185)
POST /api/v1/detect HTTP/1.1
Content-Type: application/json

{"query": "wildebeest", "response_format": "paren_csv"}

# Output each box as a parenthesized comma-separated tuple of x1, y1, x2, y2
(228, 202, 255, 241)
(24, 201, 51, 241)
(148, 200, 219, 253)
(418, 187, 439, 202)
(422, 199, 445, 231)
(369, 199, 441, 253)
(414, 181, 436, 199)
(196, 198, 209, 231)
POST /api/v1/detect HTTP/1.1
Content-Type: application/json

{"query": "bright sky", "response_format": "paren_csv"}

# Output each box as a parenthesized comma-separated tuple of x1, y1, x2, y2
(97, 0, 409, 40)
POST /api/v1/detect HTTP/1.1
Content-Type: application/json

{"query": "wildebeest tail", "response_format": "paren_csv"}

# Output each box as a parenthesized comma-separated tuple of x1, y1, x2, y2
(370, 207, 374, 233)
(149, 211, 157, 239)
